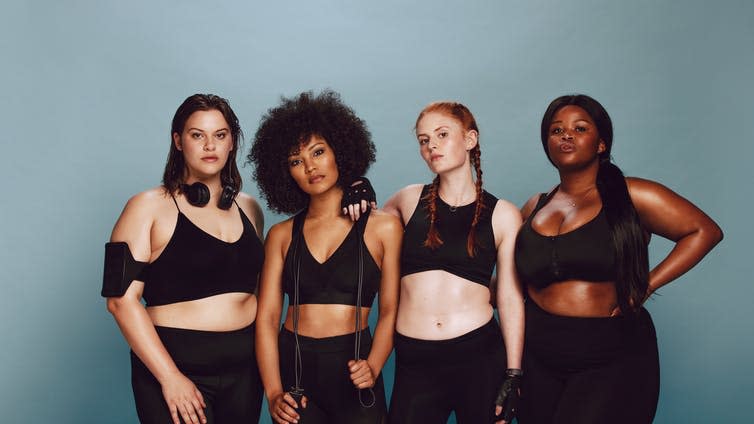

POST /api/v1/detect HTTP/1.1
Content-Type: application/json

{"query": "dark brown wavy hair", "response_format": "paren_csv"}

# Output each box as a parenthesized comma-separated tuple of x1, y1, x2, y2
(162, 94, 243, 195)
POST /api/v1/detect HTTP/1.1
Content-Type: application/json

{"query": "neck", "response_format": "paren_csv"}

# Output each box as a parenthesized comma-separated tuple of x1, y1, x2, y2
(437, 166, 477, 205)
(557, 161, 599, 195)
(185, 174, 224, 196)
(306, 186, 345, 219)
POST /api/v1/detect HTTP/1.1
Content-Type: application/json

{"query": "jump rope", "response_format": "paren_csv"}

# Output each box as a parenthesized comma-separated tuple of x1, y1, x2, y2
(289, 210, 376, 409)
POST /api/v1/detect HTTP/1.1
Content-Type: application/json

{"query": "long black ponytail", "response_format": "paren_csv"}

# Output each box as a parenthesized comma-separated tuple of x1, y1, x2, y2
(541, 95, 649, 315)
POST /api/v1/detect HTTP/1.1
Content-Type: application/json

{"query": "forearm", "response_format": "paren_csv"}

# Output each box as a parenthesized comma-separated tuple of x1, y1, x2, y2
(497, 293, 524, 369)
(365, 311, 396, 377)
(256, 315, 285, 399)
(109, 300, 180, 383)
(648, 228, 723, 293)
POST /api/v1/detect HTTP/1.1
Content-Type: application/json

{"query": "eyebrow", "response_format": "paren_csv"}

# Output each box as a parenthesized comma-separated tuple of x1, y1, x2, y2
(417, 126, 450, 137)
(550, 119, 592, 125)
(307, 142, 324, 151)
(288, 142, 324, 157)
(187, 127, 229, 133)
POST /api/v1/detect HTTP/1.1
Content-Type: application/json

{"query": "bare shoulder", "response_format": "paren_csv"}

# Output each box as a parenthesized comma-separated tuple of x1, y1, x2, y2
(125, 186, 173, 212)
(367, 209, 403, 235)
(111, 187, 172, 240)
(492, 198, 523, 227)
(625, 176, 677, 208)
(235, 191, 265, 235)
(626, 176, 668, 194)
(235, 192, 262, 211)
(265, 217, 294, 245)
(384, 183, 424, 219)
(520, 193, 543, 221)
(397, 184, 425, 201)
(110, 186, 174, 259)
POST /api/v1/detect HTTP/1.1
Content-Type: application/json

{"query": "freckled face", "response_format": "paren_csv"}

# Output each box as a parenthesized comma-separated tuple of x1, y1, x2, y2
(546, 105, 605, 169)
(288, 135, 340, 196)
(415, 111, 477, 174)
(173, 110, 233, 179)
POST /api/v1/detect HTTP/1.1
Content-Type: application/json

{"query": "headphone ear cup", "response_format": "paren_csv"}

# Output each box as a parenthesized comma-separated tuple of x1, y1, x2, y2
(182, 182, 210, 207)
(218, 185, 238, 210)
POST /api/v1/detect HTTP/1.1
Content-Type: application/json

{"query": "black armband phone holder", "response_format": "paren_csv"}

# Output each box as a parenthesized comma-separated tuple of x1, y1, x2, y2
(101, 242, 147, 297)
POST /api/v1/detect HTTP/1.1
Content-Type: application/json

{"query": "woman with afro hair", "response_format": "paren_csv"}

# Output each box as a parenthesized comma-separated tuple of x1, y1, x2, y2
(249, 90, 402, 424)
(381, 101, 524, 423)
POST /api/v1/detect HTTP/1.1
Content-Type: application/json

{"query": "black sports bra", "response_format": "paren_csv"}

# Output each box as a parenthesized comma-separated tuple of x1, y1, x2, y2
(400, 185, 498, 287)
(515, 190, 616, 289)
(139, 198, 263, 306)
(282, 211, 381, 307)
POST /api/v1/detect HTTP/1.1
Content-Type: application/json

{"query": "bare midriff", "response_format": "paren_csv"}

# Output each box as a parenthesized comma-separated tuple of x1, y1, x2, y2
(147, 292, 257, 331)
(396, 270, 494, 340)
(282, 304, 371, 338)
(527, 279, 618, 317)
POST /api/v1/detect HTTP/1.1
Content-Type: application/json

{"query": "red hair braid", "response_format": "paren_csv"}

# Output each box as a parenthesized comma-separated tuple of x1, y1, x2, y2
(423, 175, 444, 249)
(467, 144, 485, 257)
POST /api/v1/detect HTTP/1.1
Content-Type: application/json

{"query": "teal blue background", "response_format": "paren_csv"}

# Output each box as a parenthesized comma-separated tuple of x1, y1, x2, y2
(1, 1, 751, 422)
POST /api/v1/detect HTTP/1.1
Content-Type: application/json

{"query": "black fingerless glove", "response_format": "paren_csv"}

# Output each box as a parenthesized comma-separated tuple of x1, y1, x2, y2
(494, 368, 522, 422)
(340, 177, 376, 213)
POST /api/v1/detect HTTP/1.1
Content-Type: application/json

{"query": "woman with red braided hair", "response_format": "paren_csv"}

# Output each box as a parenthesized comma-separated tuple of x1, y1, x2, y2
(381, 102, 524, 423)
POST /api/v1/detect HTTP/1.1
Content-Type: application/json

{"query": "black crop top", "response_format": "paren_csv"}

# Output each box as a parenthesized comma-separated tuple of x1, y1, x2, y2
(282, 211, 381, 307)
(400, 185, 498, 286)
(515, 191, 616, 289)
(139, 198, 263, 307)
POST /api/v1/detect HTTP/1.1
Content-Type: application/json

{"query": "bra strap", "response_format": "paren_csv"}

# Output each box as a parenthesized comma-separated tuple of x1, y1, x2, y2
(169, 193, 181, 212)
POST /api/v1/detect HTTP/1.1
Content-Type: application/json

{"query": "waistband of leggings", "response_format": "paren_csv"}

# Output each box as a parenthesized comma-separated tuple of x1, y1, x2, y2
(279, 327, 372, 352)
(153, 322, 254, 338)
(525, 298, 651, 327)
(394, 318, 500, 348)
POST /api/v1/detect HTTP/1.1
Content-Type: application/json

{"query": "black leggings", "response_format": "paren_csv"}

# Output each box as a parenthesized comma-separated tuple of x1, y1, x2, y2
(278, 328, 387, 424)
(519, 300, 660, 424)
(130, 324, 262, 424)
(388, 319, 507, 424)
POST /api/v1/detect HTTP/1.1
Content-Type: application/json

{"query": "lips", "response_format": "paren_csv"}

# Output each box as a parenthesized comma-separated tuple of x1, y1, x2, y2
(308, 175, 325, 184)
(558, 143, 575, 153)
(430, 154, 443, 161)
(201, 156, 219, 162)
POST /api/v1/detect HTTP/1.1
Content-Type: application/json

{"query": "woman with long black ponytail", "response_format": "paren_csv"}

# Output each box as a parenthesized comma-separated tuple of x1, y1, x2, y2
(515, 94, 723, 423)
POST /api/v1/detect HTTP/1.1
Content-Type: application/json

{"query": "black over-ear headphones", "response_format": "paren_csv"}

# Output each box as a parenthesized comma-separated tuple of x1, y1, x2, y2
(181, 182, 238, 210)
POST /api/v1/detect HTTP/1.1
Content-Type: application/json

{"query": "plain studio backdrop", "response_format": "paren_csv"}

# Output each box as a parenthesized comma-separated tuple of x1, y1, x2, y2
(1, 1, 751, 423)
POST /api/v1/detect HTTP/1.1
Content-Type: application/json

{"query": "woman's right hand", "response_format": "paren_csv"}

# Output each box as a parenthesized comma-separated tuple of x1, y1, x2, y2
(341, 177, 377, 221)
(161, 372, 207, 424)
(269, 391, 307, 424)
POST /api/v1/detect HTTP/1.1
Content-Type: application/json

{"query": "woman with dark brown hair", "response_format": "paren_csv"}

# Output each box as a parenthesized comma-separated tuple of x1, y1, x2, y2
(102, 94, 264, 423)
(382, 101, 524, 423)
(515, 94, 723, 423)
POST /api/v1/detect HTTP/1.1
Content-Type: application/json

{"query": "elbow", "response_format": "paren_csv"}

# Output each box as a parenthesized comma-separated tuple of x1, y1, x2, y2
(711, 224, 724, 245)
(106, 296, 135, 316)
(702, 222, 724, 247)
